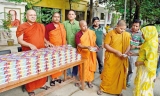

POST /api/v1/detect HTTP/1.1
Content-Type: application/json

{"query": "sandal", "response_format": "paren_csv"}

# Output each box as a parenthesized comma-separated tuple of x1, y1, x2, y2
(97, 90, 103, 95)
(40, 85, 50, 90)
(56, 79, 62, 83)
(28, 92, 35, 96)
(87, 82, 93, 88)
(50, 80, 56, 86)
(75, 83, 81, 87)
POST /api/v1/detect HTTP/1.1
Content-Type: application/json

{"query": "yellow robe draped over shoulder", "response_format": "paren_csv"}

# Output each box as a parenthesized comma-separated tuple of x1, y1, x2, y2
(100, 29, 130, 94)
(77, 29, 97, 82)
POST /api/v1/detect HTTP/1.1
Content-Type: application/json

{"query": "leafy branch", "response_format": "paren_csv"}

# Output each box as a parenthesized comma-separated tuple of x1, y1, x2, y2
(0, 12, 12, 32)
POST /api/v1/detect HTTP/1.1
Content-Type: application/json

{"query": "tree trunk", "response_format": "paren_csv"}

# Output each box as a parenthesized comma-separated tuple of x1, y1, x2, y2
(133, 0, 140, 21)
(89, 0, 93, 26)
(129, 0, 132, 28)
(133, 5, 140, 20)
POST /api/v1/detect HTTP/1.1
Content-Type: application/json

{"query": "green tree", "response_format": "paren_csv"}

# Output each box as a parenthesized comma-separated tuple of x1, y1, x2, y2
(107, 0, 160, 26)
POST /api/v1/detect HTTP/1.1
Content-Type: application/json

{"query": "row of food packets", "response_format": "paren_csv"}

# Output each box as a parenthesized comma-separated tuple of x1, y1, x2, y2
(0, 45, 81, 85)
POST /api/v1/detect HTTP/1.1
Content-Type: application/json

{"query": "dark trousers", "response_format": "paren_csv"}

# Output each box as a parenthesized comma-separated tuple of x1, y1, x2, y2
(67, 66, 78, 77)
(97, 47, 103, 72)
(127, 56, 137, 83)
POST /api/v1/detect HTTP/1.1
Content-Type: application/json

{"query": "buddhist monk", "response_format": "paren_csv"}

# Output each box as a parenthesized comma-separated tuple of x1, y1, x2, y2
(9, 10, 20, 27)
(75, 20, 97, 88)
(97, 20, 131, 96)
(45, 12, 66, 86)
(16, 9, 52, 96)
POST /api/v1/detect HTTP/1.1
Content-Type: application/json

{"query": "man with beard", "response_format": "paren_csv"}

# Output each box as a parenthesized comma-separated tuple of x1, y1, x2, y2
(45, 12, 66, 86)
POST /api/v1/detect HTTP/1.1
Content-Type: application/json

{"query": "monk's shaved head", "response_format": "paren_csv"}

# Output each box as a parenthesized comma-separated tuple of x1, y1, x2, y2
(26, 9, 37, 24)
(79, 20, 87, 26)
(79, 20, 88, 32)
(116, 20, 126, 34)
(117, 20, 126, 26)
(26, 9, 36, 16)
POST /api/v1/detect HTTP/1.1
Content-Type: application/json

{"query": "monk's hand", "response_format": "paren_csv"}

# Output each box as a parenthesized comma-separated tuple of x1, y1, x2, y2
(46, 42, 54, 47)
(29, 44, 37, 50)
(95, 46, 100, 52)
(45, 41, 54, 47)
(115, 51, 122, 57)
(87, 46, 92, 50)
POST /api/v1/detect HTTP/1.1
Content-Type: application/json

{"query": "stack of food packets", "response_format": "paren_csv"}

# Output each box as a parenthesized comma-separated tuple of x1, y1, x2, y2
(0, 45, 81, 85)
(0, 60, 8, 85)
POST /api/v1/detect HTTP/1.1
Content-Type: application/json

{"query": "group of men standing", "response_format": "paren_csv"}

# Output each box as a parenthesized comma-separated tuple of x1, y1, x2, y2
(16, 9, 147, 96)
(16, 9, 105, 96)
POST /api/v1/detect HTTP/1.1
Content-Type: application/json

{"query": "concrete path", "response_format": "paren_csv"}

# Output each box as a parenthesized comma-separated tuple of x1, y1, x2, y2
(0, 71, 160, 96)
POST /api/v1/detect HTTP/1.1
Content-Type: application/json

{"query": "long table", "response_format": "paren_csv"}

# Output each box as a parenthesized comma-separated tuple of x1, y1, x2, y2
(0, 59, 85, 95)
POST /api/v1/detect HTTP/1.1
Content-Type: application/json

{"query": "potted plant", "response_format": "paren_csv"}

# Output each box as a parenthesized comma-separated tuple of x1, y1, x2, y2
(0, 12, 14, 46)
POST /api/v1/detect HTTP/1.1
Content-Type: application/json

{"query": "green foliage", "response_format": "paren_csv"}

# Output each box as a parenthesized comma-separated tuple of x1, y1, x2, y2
(107, 0, 160, 25)
(70, 0, 80, 3)
(7, 0, 24, 3)
(110, 13, 120, 27)
(140, 0, 160, 24)
(0, 12, 11, 32)
(41, 7, 60, 25)
(33, 6, 41, 23)
(155, 24, 160, 33)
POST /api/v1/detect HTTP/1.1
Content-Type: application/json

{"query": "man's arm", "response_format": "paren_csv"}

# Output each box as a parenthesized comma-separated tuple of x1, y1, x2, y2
(104, 44, 122, 57)
(135, 61, 144, 67)
(17, 34, 37, 50)
(124, 46, 130, 54)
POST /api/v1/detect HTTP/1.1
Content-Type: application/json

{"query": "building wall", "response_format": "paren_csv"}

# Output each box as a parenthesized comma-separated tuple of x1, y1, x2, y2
(34, 0, 88, 22)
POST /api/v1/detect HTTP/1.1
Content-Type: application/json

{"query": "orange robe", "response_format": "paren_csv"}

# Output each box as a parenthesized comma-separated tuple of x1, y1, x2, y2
(100, 29, 130, 94)
(46, 23, 66, 79)
(77, 29, 97, 82)
(11, 19, 20, 27)
(16, 22, 47, 92)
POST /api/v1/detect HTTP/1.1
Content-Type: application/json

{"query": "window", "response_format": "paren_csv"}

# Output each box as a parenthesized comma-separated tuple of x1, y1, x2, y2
(100, 13, 105, 20)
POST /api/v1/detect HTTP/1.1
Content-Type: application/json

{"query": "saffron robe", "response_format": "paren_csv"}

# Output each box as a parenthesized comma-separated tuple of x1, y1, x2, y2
(45, 23, 66, 79)
(100, 29, 130, 94)
(16, 22, 47, 92)
(76, 29, 97, 82)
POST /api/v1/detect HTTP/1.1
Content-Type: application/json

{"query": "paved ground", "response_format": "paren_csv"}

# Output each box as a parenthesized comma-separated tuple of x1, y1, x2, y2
(0, 45, 160, 96)
(0, 71, 160, 96)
